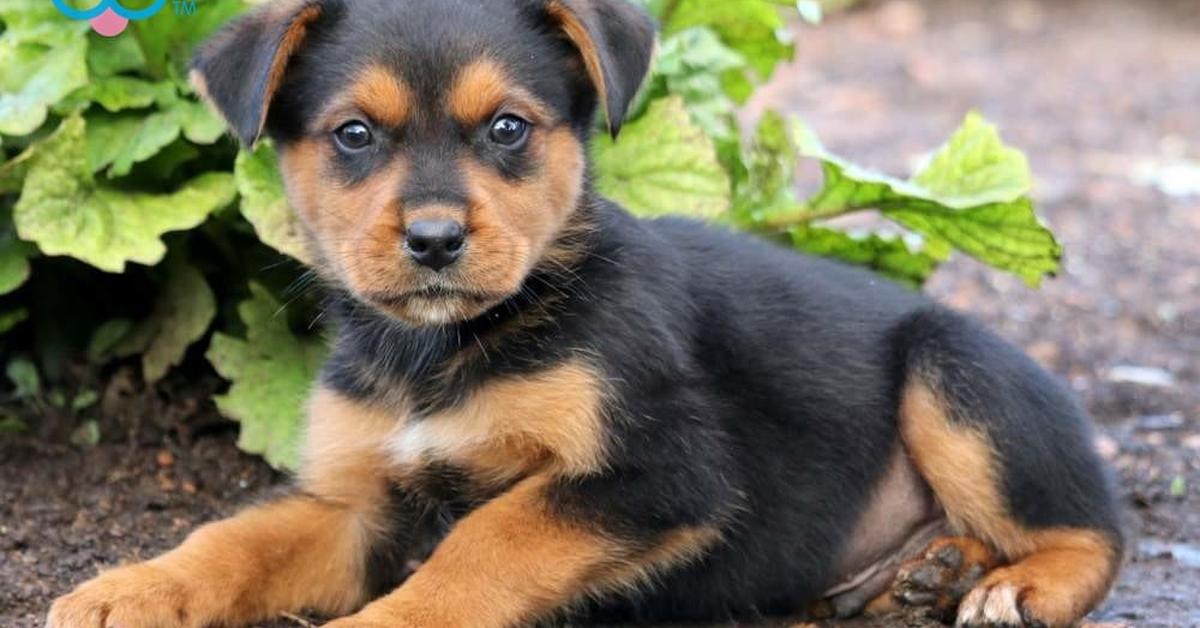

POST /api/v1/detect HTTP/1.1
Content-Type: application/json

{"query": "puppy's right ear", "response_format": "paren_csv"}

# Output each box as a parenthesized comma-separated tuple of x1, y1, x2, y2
(190, 0, 325, 146)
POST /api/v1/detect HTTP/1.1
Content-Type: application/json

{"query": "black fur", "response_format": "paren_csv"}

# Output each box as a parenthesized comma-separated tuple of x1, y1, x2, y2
(191, 0, 326, 145)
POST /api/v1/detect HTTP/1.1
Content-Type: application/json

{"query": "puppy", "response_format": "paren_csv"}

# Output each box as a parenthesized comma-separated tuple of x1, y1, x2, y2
(48, 0, 1124, 626)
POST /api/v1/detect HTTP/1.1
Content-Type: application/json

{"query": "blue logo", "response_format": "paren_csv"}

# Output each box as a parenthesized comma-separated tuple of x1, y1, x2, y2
(53, 0, 167, 37)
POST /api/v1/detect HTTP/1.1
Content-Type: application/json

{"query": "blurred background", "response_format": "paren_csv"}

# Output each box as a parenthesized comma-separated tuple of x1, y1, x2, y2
(2, 1, 1197, 626)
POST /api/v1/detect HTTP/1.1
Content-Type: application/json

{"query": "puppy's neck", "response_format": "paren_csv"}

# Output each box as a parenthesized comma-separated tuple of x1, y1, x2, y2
(320, 195, 611, 414)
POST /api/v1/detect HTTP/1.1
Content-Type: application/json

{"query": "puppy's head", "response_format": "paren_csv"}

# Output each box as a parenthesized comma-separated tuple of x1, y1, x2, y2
(192, 0, 654, 326)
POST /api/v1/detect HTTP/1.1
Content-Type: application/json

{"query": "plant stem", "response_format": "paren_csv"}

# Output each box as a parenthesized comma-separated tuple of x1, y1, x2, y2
(758, 204, 859, 231)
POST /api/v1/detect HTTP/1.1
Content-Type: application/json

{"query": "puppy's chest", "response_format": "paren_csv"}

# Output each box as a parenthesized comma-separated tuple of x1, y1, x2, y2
(384, 359, 609, 493)
(387, 405, 548, 492)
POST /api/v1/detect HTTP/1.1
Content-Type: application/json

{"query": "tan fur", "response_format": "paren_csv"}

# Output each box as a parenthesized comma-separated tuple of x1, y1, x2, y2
(279, 64, 586, 327)
(48, 497, 371, 628)
(279, 138, 412, 301)
(900, 379, 1120, 625)
(48, 387, 400, 627)
(456, 127, 585, 297)
(345, 64, 414, 128)
(963, 530, 1116, 627)
(391, 359, 609, 483)
(327, 477, 718, 628)
(900, 382, 1022, 554)
(925, 536, 998, 573)
(303, 387, 402, 509)
(447, 59, 551, 127)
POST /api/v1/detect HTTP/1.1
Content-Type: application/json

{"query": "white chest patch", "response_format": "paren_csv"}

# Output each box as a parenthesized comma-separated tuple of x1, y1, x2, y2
(386, 410, 494, 468)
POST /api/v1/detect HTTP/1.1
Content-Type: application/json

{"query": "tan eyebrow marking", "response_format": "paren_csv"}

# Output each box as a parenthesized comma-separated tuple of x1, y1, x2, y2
(447, 58, 550, 126)
(347, 64, 413, 127)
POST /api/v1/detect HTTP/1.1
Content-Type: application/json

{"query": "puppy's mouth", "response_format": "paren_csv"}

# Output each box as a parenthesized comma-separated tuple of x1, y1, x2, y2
(362, 285, 511, 325)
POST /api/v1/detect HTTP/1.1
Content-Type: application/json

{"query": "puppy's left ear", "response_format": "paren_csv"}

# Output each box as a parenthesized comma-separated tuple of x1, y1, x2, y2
(546, 0, 656, 137)
(189, 0, 327, 146)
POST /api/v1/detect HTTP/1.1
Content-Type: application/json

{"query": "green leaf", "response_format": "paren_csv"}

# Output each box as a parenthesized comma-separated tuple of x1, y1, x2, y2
(734, 110, 799, 221)
(0, 415, 28, 434)
(1170, 475, 1187, 498)
(106, 110, 182, 177)
(70, 419, 101, 448)
(85, 111, 143, 173)
(593, 96, 731, 219)
(787, 112, 1061, 285)
(884, 198, 1060, 285)
(0, 148, 33, 194)
(88, 318, 134, 362)
(84, 77, 176, 113)
(6, 357, 40, 398)
(664, 0, 793, 101)
(133, 0, 248, 80)
(13, 115, 237, 273)
(789, 225, 938, 287)
(207, 284, 327, 470)
(913, 111, 1033, 208)
(0, 307, 29, 334)
(647, 27, 746, 146)
(172, 98, 226, 145)
(85, 96, 224, 176)
(0, 207, 35, 295)
(114, 260, 217, 382)
(137, 139, 202, 181)
(0, 7, 89, 136)
(72, 388, 99, 411)
(87, 33, 147, 77)
(234, 142, 312, 264)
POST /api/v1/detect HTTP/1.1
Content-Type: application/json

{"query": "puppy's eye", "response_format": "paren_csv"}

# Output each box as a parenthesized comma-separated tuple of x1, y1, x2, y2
(488, 115, 530, 148)
(334, 121, 373, 152)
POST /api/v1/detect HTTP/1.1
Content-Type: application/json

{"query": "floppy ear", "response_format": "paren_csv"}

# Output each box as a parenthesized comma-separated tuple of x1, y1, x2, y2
(189, 0, 325, 146)
(546, 0, 656, 137)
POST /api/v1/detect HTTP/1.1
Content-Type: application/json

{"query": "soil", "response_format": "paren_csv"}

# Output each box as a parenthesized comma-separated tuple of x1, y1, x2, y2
(3, 0, 1198, 626)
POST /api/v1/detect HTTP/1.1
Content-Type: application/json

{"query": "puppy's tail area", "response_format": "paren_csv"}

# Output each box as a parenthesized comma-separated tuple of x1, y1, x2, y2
(889, 307, 1126, 627)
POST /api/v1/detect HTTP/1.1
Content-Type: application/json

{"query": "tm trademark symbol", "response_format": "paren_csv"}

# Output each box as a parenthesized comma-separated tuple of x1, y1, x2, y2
(173, 0, 197, 16)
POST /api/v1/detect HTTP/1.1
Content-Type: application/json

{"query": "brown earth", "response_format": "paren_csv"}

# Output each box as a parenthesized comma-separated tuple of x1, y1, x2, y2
(3, 0, 1198, 626)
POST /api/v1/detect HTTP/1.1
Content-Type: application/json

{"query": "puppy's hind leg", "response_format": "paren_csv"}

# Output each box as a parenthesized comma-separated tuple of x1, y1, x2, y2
(892, 308, 1124, 628)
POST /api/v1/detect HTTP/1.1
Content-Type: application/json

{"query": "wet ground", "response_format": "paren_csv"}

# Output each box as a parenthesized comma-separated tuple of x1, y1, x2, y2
(3, 0, 1198, 626)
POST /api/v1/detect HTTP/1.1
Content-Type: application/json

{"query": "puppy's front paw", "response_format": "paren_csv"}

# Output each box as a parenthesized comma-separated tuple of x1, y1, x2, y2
(47, 563, 198, 628)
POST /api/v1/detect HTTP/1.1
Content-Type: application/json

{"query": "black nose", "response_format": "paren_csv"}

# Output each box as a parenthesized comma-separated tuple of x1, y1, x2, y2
(405, 220, 466, 271)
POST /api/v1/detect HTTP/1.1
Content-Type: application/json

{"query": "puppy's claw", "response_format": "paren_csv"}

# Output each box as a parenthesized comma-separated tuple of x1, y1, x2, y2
(892, 537, 997, 622)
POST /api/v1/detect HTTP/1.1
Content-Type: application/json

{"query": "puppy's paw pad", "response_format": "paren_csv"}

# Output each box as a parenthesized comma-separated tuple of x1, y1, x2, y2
(47, 565, 193, 628)
(893, 536, 995, 619)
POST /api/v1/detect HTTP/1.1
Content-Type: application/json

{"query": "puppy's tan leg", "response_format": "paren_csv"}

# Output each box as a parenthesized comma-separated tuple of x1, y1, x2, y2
(900, 380, 1121, 627)
(49, 496, 373, 628)
(48, 388, 397, 628)
(326, 475, 719, 628)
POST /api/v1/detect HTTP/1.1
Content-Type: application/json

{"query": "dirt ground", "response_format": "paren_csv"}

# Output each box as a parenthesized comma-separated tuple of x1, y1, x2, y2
(3, 0, 1198, 626)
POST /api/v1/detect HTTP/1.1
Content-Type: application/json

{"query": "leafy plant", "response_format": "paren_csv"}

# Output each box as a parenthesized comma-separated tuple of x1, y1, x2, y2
(0, 0, 1060, 469)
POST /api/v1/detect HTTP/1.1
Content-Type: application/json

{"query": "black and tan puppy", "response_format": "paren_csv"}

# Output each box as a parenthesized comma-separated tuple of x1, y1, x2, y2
(48, 0, 1124, 626)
